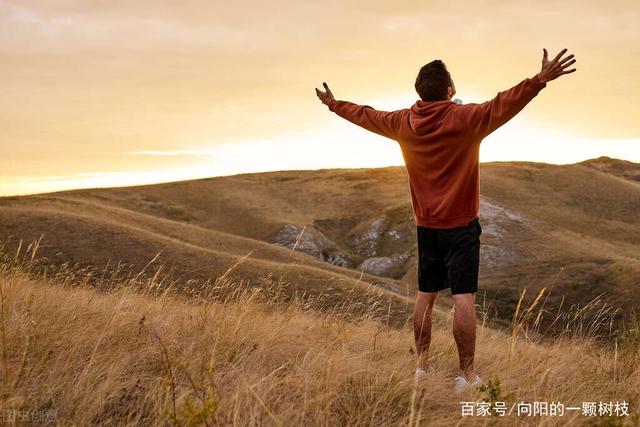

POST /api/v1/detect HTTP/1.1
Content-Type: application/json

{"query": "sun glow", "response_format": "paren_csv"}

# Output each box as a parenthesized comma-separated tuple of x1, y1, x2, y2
(1, 1, 639, 196)
(4, 110, 638, 197)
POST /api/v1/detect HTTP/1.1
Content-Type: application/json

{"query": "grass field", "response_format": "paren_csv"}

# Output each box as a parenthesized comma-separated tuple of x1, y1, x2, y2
(0, 246, 638, 425)
(0, 157, 639, 424)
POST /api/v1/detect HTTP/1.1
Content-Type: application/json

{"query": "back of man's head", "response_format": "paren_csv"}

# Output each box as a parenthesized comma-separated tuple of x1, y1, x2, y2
(415, 60, 451, 101)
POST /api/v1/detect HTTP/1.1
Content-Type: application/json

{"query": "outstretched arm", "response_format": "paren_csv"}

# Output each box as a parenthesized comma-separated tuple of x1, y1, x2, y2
(315, 82, 402, 141)
(463, 48, 577, 140)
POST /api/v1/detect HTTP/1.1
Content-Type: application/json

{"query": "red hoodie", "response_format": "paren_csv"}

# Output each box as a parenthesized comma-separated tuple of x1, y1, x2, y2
(327, 74, 547, 228)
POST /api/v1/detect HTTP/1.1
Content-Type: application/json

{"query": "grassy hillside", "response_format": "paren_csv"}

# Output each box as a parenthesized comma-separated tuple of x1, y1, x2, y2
(478, 159, 640, 326)
(0, 194, 414, 326)
(1, 256, 638, 425)
(1, 158, 639, 330)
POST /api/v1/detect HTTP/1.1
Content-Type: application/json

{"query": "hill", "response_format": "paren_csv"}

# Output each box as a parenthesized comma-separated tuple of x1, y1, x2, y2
(1, 158, 639, 330)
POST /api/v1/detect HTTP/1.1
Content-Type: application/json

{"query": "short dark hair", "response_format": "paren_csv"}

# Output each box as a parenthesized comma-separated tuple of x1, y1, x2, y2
(415, 60, 451, 101)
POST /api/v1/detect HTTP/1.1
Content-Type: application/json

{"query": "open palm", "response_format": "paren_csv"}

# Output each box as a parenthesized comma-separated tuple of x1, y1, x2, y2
(538, 48, 577, 83)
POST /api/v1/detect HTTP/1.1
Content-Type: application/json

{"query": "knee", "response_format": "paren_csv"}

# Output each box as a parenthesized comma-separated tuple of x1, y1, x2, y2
(416, 291, 438, 307)
(452, 293, 475, 314)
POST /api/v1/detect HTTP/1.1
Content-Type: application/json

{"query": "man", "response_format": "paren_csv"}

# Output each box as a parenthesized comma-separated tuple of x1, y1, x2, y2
(315, 48, 576, 392)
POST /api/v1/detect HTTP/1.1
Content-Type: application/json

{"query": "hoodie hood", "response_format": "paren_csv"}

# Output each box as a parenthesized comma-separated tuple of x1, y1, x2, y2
(409, 99, 456, 135)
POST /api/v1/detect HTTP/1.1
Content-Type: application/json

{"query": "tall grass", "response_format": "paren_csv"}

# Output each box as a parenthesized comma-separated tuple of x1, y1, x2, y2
(0, 239, 638, 425)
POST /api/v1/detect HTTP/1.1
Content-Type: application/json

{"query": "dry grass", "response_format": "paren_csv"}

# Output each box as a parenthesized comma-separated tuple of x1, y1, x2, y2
(0, 244, 638, 426)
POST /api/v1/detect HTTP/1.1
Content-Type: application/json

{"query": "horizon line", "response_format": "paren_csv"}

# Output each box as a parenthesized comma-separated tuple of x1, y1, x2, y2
(1, 155, 634, 199)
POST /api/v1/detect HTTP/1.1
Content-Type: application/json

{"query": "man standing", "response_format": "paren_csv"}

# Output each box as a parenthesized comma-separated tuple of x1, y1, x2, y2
(315, 48, 576, 392)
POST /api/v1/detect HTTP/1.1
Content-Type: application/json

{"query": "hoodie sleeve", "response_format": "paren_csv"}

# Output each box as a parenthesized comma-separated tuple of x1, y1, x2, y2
(327, 99, 403, 141)
(462, 74, 547, 140)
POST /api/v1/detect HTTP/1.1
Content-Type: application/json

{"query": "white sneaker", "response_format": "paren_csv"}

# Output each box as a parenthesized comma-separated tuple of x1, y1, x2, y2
(453, 374, 482, 393)
(415, 368, 428, 381)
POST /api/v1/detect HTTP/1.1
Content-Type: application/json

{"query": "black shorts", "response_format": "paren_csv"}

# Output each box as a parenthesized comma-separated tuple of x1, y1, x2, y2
(417, 218, 481, 295)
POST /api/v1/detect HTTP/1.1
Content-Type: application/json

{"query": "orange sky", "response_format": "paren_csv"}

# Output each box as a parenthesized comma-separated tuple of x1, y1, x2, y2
(1, 0, 639, 196)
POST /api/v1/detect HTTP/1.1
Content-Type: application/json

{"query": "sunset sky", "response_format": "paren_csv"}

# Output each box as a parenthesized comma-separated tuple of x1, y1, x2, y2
(1, 0, 639, 196)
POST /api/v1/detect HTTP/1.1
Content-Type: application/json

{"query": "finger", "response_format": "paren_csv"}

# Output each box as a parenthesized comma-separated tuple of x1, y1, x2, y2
(559, 54, 575, 65)
(553, 48, 568, 62)
(543, 48, 548, 61)
(553, 57, 576, 70)
(560, 68, 577, 75)
(323, 82, 334, 97)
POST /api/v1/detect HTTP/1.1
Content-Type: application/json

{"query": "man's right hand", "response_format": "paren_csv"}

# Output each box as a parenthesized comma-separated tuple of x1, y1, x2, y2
(315, 82, 335, 107)
(537, 48, 577, 83)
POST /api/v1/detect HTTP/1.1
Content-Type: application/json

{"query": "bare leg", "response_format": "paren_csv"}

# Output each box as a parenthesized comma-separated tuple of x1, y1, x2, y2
(452, 293, 476, 381)
(413, 291, 438, 370)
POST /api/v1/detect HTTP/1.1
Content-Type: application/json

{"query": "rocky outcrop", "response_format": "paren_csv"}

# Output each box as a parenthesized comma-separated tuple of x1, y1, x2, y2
(268, 224, 353, 267)
(478, 198, 527, 270)
(358, 254, 410, 278)
(479, 198, 531, 238)
(348, 216, 388, 257)
(387, 229, 403, 240)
